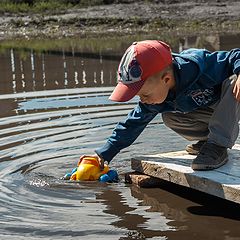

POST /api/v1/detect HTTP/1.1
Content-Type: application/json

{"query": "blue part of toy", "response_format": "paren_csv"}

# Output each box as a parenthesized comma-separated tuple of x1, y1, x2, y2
(107, 170, 119, 182)
(63, 173, 72, 180)
(99, 174, 111, 182)
(71, 167, 78, 175)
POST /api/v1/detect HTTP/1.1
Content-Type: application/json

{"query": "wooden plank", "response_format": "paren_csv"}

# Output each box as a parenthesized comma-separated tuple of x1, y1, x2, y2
(125, 172, 163, 187)
(131, 144, 240, 204)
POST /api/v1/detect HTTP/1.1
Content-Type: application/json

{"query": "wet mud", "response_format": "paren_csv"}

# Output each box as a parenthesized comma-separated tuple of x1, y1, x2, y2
(0, 0, 239, 40)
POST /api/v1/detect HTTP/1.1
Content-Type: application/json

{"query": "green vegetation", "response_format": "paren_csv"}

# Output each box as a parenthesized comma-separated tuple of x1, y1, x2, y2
(0, 33, 180, 58)
(0, 35, 156, 52)
(0, 0, 71, 13)
(0, 0, 147, 14)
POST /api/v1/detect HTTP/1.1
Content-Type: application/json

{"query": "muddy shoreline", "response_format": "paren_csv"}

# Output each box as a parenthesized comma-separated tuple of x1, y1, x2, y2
(0, 1, 239, 40)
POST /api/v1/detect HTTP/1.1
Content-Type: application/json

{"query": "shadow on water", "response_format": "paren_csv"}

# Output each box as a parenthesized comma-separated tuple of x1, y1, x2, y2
(0, 33, 240, 239)
(96, 182, 240, 240)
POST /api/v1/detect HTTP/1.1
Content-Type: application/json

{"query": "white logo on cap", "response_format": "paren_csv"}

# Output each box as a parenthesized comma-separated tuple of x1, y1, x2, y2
(118, 46, 142, 84)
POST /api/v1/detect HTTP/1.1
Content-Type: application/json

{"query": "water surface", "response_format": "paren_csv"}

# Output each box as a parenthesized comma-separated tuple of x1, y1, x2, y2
(0, 33, 240, 240)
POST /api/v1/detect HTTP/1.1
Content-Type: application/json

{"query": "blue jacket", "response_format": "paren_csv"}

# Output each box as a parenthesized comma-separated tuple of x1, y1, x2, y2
(95, 48, 240, 163)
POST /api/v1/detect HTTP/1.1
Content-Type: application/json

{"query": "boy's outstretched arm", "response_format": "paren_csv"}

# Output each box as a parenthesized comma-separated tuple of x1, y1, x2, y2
(78, 102, 160, 167)
(94, 102, 159, 164)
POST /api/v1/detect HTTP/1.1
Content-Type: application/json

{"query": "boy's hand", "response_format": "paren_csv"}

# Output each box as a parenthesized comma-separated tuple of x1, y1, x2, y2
(78, 154, 105, 170)
(233, 75, 240, 101)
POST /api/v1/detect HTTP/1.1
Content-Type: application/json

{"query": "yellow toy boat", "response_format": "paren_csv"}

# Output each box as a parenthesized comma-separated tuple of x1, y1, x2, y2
(70, 156, 109, 181)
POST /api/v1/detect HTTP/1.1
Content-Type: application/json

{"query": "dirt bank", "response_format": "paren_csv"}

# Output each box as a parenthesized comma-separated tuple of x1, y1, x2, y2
(0, 0, 239, 40)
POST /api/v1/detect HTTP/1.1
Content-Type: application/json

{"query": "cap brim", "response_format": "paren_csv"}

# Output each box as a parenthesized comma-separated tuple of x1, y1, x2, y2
(109, 81, 144, 102)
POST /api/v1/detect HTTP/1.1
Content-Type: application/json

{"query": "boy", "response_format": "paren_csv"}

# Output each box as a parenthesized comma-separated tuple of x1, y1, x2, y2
(80, 40, 240, 171)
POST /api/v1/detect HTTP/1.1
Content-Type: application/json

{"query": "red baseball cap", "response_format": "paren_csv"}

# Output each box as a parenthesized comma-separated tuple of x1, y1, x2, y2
(109, 40, 172, 102)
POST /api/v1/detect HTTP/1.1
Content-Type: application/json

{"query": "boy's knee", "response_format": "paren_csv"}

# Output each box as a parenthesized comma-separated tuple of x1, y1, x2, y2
(162, 112, 176, 128)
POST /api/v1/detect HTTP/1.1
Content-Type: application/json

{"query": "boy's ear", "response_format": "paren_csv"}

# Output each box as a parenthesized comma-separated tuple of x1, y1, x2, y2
(161, 71, 171, 84)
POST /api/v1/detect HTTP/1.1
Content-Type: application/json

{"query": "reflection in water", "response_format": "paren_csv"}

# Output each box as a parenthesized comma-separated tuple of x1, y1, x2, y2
(1, 33, 240, 95)
(95, 183, 240, 240)
(2, 48, 119, 94)
(0, 34, 240, 239)
(10, 49, 16, 93)
(98, 185, 173, 240)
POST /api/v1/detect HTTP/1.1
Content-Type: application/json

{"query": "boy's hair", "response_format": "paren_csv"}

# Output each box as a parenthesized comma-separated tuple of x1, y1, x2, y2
(109, 40, 172, 102)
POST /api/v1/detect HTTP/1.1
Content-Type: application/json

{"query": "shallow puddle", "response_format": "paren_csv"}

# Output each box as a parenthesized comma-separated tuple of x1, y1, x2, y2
(0, 33, 239, 239)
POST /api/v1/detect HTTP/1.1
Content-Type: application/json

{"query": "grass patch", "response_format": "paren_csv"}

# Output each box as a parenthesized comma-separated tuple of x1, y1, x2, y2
(32, 1, 72, 13)
(0, 33, 180, 56)
(0, 1, 73, 14)
(0, 36, 142, 53)
(0, 2, 30, 13)
(0, 0, 133, 14)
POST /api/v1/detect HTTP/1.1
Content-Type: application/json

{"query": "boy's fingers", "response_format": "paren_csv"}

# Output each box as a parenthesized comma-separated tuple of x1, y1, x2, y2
(98, 157, 104, 170)
(235, 89, 240, 101)
(237, 90, 240, 101)
(232, 82, 240, 101)
(236, 87, 240, 99)
(233, 84, 237, 94)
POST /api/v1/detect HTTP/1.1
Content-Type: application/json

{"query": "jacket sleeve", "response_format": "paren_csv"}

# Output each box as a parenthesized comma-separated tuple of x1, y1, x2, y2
(227, 48, 240, 75)
(95, 102, 159, 163)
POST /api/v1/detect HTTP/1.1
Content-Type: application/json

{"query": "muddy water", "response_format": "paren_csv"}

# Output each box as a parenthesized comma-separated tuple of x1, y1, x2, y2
(0, 34, 240, 240)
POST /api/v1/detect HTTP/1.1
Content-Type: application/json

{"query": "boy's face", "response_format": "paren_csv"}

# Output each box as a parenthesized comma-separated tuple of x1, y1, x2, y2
(137, 71, 174, 104)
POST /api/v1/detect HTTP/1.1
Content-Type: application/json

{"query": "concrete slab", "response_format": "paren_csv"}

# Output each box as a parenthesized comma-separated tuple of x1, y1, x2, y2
(131, 144, 240, 204)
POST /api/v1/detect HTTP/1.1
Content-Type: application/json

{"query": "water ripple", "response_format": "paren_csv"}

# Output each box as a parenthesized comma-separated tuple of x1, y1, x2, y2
(0, 87, 179, 239)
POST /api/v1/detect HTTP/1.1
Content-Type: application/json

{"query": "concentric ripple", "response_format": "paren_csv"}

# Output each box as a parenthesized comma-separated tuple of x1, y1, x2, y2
(0, 88, 177, 240)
